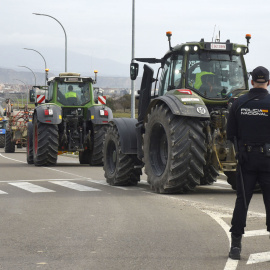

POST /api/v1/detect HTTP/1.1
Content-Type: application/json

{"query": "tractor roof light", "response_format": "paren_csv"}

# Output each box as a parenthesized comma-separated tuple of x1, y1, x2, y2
(236, 47, 241, 53)
(245, 34, 251, 53)
(184, 46, 190, 51)
(166, 31, 173, 51)
(45, 68, 49, 72)
(193, 46, 198, 51)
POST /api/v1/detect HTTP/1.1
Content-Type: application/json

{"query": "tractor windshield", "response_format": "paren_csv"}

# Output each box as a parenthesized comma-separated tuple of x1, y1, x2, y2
(57, 82, 91, 106)
(186, 52, 246, 98)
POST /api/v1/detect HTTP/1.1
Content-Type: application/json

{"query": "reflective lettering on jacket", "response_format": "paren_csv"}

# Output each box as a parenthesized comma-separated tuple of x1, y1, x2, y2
(241, 108, 269, 116)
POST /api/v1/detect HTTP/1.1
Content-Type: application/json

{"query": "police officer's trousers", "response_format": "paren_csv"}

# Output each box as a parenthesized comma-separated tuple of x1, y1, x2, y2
(230, 151, 270, 235)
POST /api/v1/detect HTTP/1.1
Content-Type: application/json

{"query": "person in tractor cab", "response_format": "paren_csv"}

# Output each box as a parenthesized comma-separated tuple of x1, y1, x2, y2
(193, 61, 215, 90)
(65, 85, 78, 105)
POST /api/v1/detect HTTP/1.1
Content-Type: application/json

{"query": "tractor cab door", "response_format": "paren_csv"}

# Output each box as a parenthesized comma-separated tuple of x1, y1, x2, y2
(137, 64, 154, 122)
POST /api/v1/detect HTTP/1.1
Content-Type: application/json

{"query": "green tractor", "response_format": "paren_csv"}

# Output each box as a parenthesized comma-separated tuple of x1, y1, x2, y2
(103, 32, 251, 193)
(27, 72, 112, 166)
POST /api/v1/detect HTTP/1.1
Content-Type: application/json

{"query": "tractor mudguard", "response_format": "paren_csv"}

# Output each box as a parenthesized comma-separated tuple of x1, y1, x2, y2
(148, 95, 210, 119)
(110, 118, 138, 154)
(35, 104, 62, 125)
(87, 106, 113, 124)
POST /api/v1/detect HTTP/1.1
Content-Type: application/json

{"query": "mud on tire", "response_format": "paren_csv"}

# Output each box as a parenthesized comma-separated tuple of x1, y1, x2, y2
(143, 103, 206, 194)
(33, 117, 59, 166)
(103, 124, 142, 186)
(5, 131, 15, 153)
(90, 125, 107, 166)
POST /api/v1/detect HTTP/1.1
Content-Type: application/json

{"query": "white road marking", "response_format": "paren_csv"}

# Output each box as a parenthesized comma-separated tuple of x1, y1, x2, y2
(247, 251, 270, 265)
(0, 190, 8, 194)
(244, 229, 269, 237)
(9, 182, 55, 193)
(0, 178, 86, 183)
(87, 179, 108, 185)
(50, 181, 100, 191)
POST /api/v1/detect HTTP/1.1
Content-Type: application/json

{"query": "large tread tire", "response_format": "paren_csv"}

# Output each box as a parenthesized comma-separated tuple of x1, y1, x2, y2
(103, 124, 142, 186)
(79, 149, 91, 164)
(143, 104, 206, 194)
(5, 131, 15, 153)
(0, 134, 5, 148)
(27, 122, 34, 164)
(90, 125, 107, 166)
(200, 164, 219, 185)
(33, 117, 59, 166)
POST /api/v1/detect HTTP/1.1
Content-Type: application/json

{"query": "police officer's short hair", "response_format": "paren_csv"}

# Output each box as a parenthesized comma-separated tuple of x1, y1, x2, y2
(68, 85, 73, 91)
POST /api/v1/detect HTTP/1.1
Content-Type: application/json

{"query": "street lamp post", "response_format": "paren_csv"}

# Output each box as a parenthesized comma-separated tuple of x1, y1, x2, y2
(33, 13, 67, 72)
(18, 65, 37, 86)
(131, 0, 135, 119)
(23, 48, 47, 85)
(14, 79, 28, 106)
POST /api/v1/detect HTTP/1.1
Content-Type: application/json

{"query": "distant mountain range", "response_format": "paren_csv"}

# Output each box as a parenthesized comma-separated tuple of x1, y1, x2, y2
(0, 67, 143, 89)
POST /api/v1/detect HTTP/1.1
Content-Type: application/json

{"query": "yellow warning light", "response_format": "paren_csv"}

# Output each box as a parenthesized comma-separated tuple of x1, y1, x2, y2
(246, 34, 251, 39)
(94, 70, 98, 74)
(166, 31, 172, 37)
(45, 68, 49, 72)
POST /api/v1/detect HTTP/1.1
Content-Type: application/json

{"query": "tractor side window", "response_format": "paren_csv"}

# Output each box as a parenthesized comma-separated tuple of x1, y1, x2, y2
(172, 54, 183, 89)
(159, 58, 172, 96)
(48, 83, 54, 101)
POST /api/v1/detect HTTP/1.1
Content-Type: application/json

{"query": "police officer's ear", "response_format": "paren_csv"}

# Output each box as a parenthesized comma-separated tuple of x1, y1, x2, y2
(251, 80, 254, 86)
(267, 80, 270, 86)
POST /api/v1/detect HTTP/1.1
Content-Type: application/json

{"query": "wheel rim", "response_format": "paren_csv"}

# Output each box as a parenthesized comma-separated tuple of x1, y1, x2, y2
(106, 140, 117, 174)
(149, 123, 168, 176)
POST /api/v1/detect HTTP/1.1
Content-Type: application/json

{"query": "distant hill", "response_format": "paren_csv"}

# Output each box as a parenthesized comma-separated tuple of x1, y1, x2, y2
(0, 67, 141, 89)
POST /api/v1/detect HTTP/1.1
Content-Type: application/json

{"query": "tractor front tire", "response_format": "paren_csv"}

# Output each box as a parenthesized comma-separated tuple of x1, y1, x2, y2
(0, 134, 5, 148)
(90, 125, 107, 166)
(103, 124, 141, 186)
(27, 122, 34, 164)
(5, 131, 15, 153)
(79, 149, 91, 164)
(143, 104, 206, 194)
(33, 117, 59, 166)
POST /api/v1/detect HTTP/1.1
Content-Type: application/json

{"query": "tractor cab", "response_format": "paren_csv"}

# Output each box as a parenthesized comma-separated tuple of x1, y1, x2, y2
(131, 33, 251, 103)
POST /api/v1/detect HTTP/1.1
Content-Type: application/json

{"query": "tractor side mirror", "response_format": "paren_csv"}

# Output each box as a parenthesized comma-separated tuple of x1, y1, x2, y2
(130, 63, 139, 80)
(29, 89, 35, 103)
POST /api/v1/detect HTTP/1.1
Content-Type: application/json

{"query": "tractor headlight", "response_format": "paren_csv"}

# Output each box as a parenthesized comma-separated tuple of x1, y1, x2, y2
(184, 46, 190, 51)
(236, 47, 241, 53)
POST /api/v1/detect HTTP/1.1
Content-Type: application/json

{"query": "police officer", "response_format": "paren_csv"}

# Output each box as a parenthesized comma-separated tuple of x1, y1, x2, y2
(227, 66, 270, 260)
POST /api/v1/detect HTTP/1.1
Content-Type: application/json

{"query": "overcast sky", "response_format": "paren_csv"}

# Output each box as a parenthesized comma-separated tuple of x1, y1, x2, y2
(1, 0, 270, 77)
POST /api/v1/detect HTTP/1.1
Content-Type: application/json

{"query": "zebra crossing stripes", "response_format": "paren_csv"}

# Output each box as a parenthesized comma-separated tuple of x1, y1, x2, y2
(0, 190, 7, 194)
(9, 182, 55, 193)
(50, 181, 100, 191)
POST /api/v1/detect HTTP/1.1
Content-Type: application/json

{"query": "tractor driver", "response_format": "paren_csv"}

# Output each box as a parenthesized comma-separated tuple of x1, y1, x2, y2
(193, 61, 215, 91)
(65, 85, 78, 105)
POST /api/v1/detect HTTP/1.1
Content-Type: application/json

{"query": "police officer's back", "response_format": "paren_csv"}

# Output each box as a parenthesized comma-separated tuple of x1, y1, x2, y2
(227, 66, 270, 260)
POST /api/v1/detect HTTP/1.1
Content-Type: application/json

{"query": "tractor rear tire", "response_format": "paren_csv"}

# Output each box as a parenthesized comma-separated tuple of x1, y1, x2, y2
(5, 131, 15, 153)
(0, 134, 5, 148)
(103, 124, 141, 186)
(33, 117, 59, 166)
(143, 104, 206, 194)
(27, 122, 34, 164)
(90, 125, 107, 166)
(79, 149, 91, 164)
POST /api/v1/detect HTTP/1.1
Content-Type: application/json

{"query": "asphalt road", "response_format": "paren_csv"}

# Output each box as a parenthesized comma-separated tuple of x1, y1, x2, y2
(0, 148, 269, 270)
